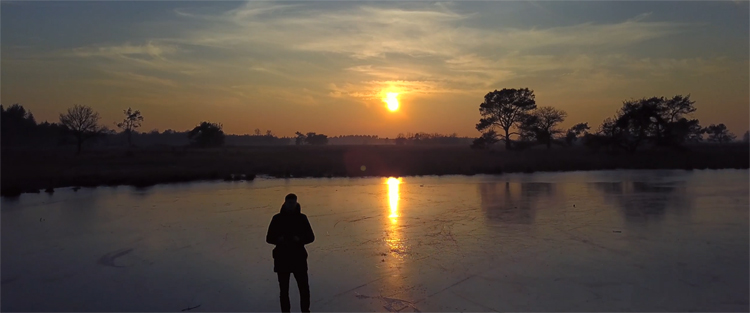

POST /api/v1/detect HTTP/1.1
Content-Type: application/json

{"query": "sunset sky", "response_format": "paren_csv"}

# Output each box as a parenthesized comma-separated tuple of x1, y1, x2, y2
(2, 1, 748, 138)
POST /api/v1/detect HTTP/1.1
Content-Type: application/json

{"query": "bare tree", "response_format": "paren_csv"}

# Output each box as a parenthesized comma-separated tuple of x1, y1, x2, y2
(59, 104, 103, 154)
(476, 88, 537, 150)
(519, 106, 567, 149)
(116, 107, 144, 147)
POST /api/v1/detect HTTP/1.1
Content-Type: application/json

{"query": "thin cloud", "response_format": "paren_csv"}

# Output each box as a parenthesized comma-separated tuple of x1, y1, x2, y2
(72, 42, 178, 59)
(58, 2, 741, 111)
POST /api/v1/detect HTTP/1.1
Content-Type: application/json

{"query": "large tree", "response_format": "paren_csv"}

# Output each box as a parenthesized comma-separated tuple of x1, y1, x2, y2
(519, 106, 567, 149)
(705, 124, 736, 144)
(654, 95, 697, 144)
(476, 88, 537, 150)
(188, 122, 225, 147)
(616, 97, 663, 151)
(59, 104, 103, 154)
(116, 107, 144, 147)
(600, 95, 700, 152)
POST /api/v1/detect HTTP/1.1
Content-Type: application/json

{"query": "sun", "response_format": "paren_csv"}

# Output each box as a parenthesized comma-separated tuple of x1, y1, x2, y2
(383, 92, 399, 112)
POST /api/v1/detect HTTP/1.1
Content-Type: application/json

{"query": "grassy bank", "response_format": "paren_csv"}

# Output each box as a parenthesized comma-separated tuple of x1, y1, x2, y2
(2, 144, 748, 197)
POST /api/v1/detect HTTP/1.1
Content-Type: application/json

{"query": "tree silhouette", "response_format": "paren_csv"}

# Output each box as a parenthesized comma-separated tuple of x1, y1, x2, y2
(471, 130, 500, 149)
(305, 132, 328, 145)
(188, 122, 225, 147)
(596, 95, 700, 152)
(743, 131, 749, 143)
(665, 118, 703, 145)
(476, 88, 536, 150)
(395, 133, 407, 145)
(661, 95, 697, 122)
(705, 124, 735, 144)
(116, 107, 143, 147)
(519, 106, 567, 149)
(565, 122, 590, 146)
(616, 97, 664, 151)
(295, 132, 306, 145)
(292, 132, 328, 145)
(59, 104, 103, 154)
(655, 95, 697, 144)
(1, 104, 37, 146)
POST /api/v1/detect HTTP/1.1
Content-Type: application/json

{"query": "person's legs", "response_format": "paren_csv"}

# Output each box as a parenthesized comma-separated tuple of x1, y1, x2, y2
(293, 271, 310, 312)
(277, 272, 291, 312)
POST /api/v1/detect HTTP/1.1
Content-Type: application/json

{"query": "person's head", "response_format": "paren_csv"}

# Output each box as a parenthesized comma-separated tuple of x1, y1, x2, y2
(284, 193, 297, 204)
(281, 193, 300, 214)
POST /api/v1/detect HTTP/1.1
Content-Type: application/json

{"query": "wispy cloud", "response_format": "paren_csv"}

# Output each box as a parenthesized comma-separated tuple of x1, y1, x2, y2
(62, 2, 735, 100)
(177, 3, 684, 58)
(72, 42, 178, 59)
(10, 1, 742, 135)
(172, 2, 691, 98)
(105, 71, 179, 88)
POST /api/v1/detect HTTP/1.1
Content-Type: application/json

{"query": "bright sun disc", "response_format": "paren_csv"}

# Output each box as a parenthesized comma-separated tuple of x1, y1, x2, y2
(384, 93, 399, 111)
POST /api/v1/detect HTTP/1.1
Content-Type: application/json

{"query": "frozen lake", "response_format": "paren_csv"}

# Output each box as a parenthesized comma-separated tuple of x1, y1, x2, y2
(2, 170, 748, 312)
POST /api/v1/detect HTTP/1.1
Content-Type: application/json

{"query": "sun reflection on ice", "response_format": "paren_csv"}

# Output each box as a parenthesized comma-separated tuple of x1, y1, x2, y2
(387, 177, 401, 221)
(385, 177, 407, 258)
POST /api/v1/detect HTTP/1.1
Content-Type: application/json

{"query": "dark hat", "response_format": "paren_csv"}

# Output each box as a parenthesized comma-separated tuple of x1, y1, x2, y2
(285, 193, 297, 201)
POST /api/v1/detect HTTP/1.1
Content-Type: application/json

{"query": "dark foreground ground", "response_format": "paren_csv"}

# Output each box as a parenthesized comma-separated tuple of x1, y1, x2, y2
(2, 144, 748, 196)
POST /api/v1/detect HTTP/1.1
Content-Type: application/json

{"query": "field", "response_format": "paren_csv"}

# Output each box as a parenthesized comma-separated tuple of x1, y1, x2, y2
(2, 144, 748, 196)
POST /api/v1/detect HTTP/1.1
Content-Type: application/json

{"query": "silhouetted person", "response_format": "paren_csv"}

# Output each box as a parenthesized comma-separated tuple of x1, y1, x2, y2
(266, 193, 315, 312)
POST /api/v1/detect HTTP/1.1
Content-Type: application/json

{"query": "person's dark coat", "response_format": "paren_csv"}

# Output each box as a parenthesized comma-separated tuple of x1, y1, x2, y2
(266, 202, 315, 272)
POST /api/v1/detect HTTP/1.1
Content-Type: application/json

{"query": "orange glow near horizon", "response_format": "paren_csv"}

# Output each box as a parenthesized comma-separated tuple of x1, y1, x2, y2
(1, 2, 748, 139)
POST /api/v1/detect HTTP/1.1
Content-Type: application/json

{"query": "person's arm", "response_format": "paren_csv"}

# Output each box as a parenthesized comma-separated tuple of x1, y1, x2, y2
(300, 215, 315, 245)
(266, 216, 282, 245)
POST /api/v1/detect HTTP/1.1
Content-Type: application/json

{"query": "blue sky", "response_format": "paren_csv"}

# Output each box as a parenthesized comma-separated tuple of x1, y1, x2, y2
(2, 1, 748, 137)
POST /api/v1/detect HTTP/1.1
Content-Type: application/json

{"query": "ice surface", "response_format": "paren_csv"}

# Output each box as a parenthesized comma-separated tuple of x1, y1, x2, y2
(2, 170, 748, 311)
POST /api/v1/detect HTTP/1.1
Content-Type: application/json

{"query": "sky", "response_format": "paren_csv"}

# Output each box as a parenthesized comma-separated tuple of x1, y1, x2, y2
(2, 1, 748, 138)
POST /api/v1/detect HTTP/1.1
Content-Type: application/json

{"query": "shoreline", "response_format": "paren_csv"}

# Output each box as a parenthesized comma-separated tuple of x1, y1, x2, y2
(2, 144, 748, 197)
(13, 167, 749, 195)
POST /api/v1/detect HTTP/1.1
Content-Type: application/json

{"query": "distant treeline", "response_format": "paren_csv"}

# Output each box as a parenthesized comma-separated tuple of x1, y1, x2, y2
(394, 133, 475, 145)
(0, 104, 473, 151)
(326, 133, 474, 145)
(4, 88, 748, 155)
